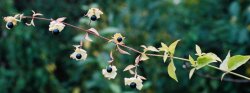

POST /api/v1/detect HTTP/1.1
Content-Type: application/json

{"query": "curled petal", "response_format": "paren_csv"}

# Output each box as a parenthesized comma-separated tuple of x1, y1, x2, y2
(117, 45, 130, 55)
(84, 33, 93, 42)
(87, 28, 99, 36)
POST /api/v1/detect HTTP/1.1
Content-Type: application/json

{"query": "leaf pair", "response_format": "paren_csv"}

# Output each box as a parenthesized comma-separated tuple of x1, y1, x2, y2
(159, 40, 180, 63)
(194, 45, 221, 69)
(159, 40, 180, 82)
(219, 51, 250, 80)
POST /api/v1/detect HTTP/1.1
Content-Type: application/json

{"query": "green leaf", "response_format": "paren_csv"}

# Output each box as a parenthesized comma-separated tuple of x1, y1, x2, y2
(158, 42, 168, 52)
(206, 53, 222, 62)
(167, 59, 178, 82)
(189, 55, 195, 66)
(227, 55, 250, 71)
(195, 45, 202, 56)
(189, 68, 195, 79)
(168, 40, 180, 55)
(219, 51, 230, 71)
(196, 54, 217, 69)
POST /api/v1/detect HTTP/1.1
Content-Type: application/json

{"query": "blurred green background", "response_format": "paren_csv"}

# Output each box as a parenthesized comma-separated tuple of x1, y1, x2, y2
(1, 0, 250, 93)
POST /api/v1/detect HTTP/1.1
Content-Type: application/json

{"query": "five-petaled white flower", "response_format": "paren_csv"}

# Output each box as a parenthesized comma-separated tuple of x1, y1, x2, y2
(124, 77, 143, 90)
(70, 45, 87, 61)
(102, 65, 117, 80)
(49, 20, 65, 35)
(86, 8, 103, 21)
(4, 15, 20, 29)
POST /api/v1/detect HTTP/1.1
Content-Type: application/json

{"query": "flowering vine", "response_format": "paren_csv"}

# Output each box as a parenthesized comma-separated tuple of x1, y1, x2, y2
(3, 7, 250, 90)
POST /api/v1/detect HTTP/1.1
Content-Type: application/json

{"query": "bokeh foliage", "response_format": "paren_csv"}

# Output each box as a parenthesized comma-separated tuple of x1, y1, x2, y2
(0, 0, 250, 93)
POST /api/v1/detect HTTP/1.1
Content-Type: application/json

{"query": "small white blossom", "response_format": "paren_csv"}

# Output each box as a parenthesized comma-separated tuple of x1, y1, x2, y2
(124, 77, 143, 90)
(70, 45, 87, 61)
(86, 8, 103, 19)
(4, 15, 20, 29)
(49, 20, 65, 32)
(102, 65, 117, 80)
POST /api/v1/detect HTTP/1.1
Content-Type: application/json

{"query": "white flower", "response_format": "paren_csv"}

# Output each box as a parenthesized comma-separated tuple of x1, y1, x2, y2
(102, 65, 117, 80)
(124, 77, 143, 90)
(86, 8, 103, 19)
(4, 15, 20, 29)
(70, 45, 87, 61)
(49, 20, 65, 33)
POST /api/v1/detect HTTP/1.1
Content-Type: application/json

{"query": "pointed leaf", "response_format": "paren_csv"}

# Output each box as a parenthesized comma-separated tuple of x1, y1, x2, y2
(123, 65, 136, 71)
(117, 45, 130, 55)
(227, 55, 250, 71)
(207, 53, 222, 62)
(147, 46, 159, 52)
(168, 59, 178, 82)
(163, 52, 168, 63)
(219, 51, 230, 71)
(195, 45, 202, 56)
(140, 53, 149, 61)
(168, 40, 180, 55)
(87, 28, 99, 36)
(135, 55, 141, 64)
(189, 68, 195, 79)
(158, 42, 168, 52)
(189, 55, 195, 66)
(196, 54, 217, 69)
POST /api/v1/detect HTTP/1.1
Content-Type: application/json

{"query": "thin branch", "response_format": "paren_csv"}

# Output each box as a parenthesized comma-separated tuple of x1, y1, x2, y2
(196, 72, 250, 83)
(21, 16, 250, 81)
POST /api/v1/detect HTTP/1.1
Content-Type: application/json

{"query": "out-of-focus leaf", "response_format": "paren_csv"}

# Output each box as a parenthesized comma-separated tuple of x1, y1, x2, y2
(195, 45, 202, 56)
(135, 55, 141, 64)
(189, 55, 195, 66)
(196, 54, 217, 69)
(227, 55, 250, 71)
(167, 59, 178, 82)
(140, 53, 149, 61)
(189, 68, 195, 79)
(168, 40, 180, 55)
(219, 51, 230, 71)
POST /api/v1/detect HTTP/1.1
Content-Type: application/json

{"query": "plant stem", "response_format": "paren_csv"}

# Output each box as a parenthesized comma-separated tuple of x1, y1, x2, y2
(207, 65, 250, 80)
(21, 16, 250, 81)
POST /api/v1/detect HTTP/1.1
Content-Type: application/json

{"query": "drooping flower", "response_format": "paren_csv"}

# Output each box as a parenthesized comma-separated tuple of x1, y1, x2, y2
(70, 45, 87, 61)
(4, 14, 20, 29)
(112, 33, 125, 44)
(102, 65, 117, 80)
(86, 8, 103, 21)
(124, 77, 143, 90)
(49, 18, 66, 35)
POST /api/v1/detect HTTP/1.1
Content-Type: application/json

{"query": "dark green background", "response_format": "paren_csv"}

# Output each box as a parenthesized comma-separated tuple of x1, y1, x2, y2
(0, 0, 250, 93)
